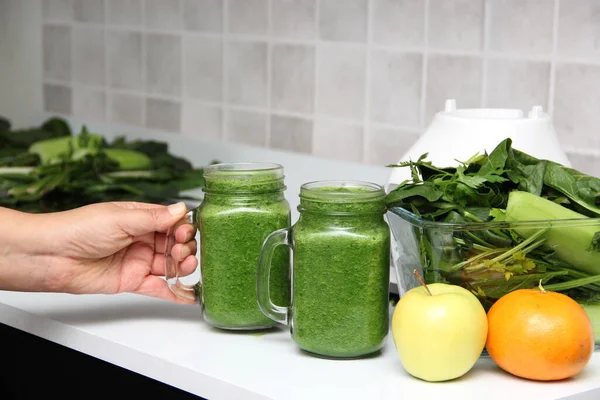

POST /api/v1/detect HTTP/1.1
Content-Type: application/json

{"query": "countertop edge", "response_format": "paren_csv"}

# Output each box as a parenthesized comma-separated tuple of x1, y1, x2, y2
(0, 301, 270, 400)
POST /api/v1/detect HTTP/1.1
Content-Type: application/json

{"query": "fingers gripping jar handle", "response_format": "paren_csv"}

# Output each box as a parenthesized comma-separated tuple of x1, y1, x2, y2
(165, 209, 201, 303)
(256, 228, 291, 325)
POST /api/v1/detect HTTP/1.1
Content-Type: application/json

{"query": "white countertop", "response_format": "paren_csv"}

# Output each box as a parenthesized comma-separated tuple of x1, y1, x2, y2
(0, 290, 598, 400)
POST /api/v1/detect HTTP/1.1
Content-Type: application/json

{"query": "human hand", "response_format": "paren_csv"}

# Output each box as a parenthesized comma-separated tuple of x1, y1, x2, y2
(29, 201, 198, 303)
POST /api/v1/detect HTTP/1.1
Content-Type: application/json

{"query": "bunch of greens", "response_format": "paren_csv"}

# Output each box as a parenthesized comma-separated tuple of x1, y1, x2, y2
(0, 116, 212, 213)
(386, 138, 600, 340)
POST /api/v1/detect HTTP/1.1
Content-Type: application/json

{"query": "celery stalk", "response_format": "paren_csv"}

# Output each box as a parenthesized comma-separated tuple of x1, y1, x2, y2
(505, 191, 600, 276)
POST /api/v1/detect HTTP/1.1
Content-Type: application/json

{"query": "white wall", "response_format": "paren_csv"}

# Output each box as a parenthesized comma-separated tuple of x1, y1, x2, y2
(0, 0, 43, 128)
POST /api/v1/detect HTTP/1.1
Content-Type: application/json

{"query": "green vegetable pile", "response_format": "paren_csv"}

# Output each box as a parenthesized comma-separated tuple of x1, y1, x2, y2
(386, 138, 600, 341)
(0, 116, 210, 213)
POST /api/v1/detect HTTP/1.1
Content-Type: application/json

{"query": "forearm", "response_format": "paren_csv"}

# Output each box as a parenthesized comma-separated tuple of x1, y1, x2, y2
(0, 207, 57, 292)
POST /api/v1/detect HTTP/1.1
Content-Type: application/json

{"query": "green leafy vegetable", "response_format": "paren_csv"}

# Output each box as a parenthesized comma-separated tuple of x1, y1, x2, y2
(0, 116, 214, 212)
(386, 138, 600, 332)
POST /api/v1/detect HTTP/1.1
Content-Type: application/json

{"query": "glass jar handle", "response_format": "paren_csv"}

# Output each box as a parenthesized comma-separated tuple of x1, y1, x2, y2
(257, 228, 291, 325)
(165, 208, 201, 303)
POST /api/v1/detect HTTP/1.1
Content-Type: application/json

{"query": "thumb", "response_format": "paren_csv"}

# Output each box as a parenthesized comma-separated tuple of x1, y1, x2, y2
(119, 202, 188, 236)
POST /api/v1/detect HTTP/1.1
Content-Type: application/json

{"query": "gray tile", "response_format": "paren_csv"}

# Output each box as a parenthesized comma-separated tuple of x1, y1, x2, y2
(317, 44, 365, 119)
(43, 0, 74, 20)
(372, 0, 425, 47)
(72, 87, 106, 121)
(183, 0, 222, 32)
(72, 26, 105, 85)
(313, 118, 363, 162)
(366, 126, 420, 165)
(43, 24, 71, 81)
(271, 0, 316, 40)
(107, 0, 142, 26)
(425, 54, 482, 122)
(369, 50, 422, 126)
(485, 58, 550, 112)
(74, 0, 104, 22)
(43, 84, 72, 115)
(226, 41, 267, 106)
(554, 63, 600, 149)
(558, 0, 600, 58)
(184, 36, 222, 101)
(227, 0, 268, 35)
(226, 109, 267, 147)
(319, 0, 367, 42)
(489, 0, 554, 55)
(144, 0, 182, 30)
(182, 101, 222, 140)
(145, 98, 181, 132)
(428, 0, 484, 50)
(269, 115, 313, 154)
(107, 30, 142, 90)
(109, 93, 143, 126)
(145, 33, 182, 96)
(271, 44, 315, 113)
(567, 151, 600, 176)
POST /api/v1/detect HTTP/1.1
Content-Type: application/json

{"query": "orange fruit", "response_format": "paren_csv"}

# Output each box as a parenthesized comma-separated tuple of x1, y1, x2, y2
(486, 283, 595, 381)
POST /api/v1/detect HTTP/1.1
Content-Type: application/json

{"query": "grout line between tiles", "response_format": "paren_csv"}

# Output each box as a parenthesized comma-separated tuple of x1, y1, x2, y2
(103, 0, 109, 122)
(362, 0, 373, 163)
(265, 0, 273, 148)
(480, 0, 492, 107)
(548, 0, 560, 116)
(140, 0, 147, 127)
(311, 0, 321, 155)
(222, 0, 230, 142)
(178, 0, 185, 132)
(419, 0, 429, 130)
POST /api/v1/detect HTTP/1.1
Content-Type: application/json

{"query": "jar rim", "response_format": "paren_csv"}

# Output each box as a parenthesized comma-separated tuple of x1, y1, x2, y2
(204, 162, 283, 176)
(300, 180, 385, 203)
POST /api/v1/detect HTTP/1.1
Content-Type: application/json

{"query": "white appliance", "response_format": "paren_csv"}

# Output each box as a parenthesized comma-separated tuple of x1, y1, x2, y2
(386, 99, 571, 192)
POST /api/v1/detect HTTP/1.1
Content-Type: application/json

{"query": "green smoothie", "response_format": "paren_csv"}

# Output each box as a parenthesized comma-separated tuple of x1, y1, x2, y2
(198, 164, 290, 329)
(290, 182, 390, 358)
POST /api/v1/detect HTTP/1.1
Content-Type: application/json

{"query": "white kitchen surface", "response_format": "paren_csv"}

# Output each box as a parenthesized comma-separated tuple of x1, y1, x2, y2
(0, 291, 598, 400)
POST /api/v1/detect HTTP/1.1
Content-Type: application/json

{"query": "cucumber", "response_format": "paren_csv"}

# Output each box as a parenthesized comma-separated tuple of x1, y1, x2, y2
(505, 190, 600, 276)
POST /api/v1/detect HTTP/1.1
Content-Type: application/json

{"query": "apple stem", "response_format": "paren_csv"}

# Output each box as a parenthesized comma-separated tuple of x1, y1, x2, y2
(413, 269, 433, 296)
(538, 279, 547, 294)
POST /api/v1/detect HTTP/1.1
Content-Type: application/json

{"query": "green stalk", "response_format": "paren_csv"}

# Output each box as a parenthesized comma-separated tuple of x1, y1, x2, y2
(454, 238, 495, 252)
(448, 248, 507, 272)
(544, 265, 600, 292)
(465, 229, 547, 272)
(543, 275, 600, 292)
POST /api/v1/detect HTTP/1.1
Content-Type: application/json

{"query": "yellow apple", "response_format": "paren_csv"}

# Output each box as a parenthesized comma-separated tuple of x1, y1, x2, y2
(391, 282, 488, 382)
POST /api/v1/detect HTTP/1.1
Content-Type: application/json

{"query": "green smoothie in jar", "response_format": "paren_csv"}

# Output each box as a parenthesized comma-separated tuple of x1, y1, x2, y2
(197, 163, 291, 329)
(257, 181, 390, 358)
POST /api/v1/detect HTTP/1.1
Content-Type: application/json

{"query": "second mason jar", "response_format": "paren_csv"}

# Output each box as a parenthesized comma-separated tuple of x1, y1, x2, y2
(257, 180, 391, 358)
(165, 162, 291, 330)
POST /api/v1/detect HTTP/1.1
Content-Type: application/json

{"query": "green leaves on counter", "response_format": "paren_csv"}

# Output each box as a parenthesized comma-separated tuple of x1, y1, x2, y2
(0, 116, 211, 213)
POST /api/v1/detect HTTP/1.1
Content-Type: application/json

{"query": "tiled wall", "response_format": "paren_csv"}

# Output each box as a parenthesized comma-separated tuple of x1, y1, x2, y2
(40, 0, 600, 171)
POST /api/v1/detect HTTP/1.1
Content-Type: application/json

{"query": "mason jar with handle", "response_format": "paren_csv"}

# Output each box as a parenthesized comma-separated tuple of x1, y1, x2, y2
(257, 180, 391, 358)
(165, 162, 291, 330)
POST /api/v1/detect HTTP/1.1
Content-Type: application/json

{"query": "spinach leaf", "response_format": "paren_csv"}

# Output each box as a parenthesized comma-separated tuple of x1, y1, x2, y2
(542, 162, 600, 217)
